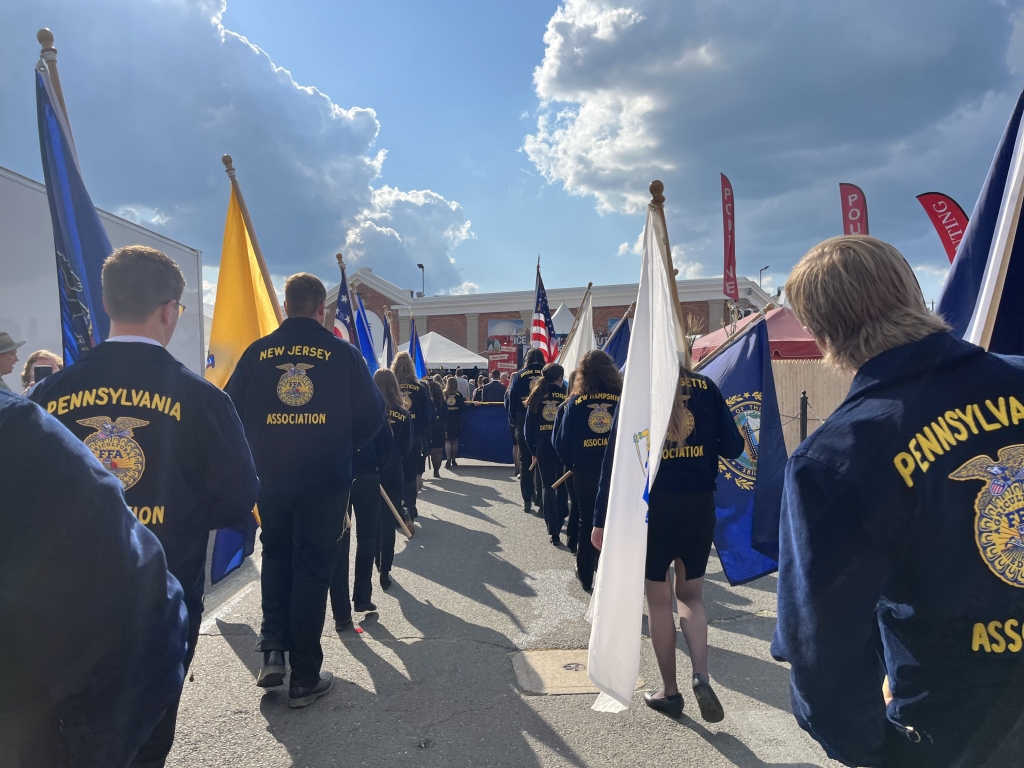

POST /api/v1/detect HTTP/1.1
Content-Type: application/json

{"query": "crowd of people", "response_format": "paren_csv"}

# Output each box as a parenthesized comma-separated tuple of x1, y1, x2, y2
(8, 234, 1024, 767)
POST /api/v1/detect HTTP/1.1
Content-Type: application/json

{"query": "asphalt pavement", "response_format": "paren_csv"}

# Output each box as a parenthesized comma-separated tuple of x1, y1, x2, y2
(171, 460, 841, 768)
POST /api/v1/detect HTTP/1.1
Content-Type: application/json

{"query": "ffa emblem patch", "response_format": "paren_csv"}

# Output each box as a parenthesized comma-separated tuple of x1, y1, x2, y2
(446, 395, 457, 407)
(720, 393, 762, 491)
(542, 400, 559, 422)
(77, 416, 149, 490)
(951, 445, 1024, 588)
(588, 403, 613, 434)
(667, 393, 695, 444)
(402, 394, 413, 410)
(276, 363, 314, 407)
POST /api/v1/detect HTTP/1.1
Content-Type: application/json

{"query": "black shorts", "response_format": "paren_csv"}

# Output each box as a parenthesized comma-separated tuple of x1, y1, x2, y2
(446, 417, 462, 440)
(645, 489, 716, 582)
(430, 423, 446, 449)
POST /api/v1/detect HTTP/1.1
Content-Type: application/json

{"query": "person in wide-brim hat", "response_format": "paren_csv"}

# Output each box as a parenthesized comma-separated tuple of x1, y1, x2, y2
(0, 332, 26, 391)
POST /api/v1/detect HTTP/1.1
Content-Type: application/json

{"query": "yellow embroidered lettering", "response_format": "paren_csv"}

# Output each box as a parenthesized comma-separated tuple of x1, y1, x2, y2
(151, 506, 164, 525)
(58, 396, 69, 415)
(894, 453, 916, 488)
(975, 403, 1001, 432)
(1011, 397, 1024, 426)
(957, 407, 979, 435)
(987, 398, 1010, 427)
(989, 620, 1007, 653)
(169, 402, 181, 421)
(82, 389, 96, 407)
(96, 387, 109, 406)
(932, 418, 956, 450)
(973, 622, 992, 652)
(70, 391, 82, 410)
(909, 438, 928, 472)
(945, 411, 968, 440)
(917, 428, 944, 462)
(1005, 619, 1022, 652)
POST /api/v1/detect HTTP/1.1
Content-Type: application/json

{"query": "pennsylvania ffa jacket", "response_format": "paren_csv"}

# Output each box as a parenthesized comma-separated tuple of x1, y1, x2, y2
(592, 372, 743, 528)
(30, 341, 259, 612)
(1, 390, 188, 768)
(552, 389, 619, 474)
(226, 317, 384, 497)
(770, 332, 1024, 767)
(525, 382, 567, 456)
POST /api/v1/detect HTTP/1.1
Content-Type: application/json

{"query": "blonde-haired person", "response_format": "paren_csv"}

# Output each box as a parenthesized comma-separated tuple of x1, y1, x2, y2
(21, 349, 62, 394)
(391, 352, 432, 519)
(770, 236, 1024, 767)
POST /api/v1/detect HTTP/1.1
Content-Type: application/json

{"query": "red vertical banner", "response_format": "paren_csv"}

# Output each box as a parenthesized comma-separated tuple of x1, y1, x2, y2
(916, 192, 969, 263)
(839, 183, 869, 235)
(721, 173, 738, 301)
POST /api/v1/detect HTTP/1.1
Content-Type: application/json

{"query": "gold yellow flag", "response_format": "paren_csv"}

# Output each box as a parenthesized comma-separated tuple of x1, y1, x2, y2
(205, 185, 280, 389)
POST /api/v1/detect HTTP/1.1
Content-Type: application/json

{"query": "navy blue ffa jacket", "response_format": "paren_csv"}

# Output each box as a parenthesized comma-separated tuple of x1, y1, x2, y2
(592, 372, 743, 528)
(770, 332, 1024, 767)
(31, 341, 259, 613)
(552, 389, 620, 474)
(506, 366, 544, 426)
(383, 404, 414, 484)
(445, 391, 465, 422)
(399, 379, 433, 439)
(1, 389, 188, 767)
(352, 415, 395, 476)
(226, 317, 384, 497)
(525, 382, 568, 457)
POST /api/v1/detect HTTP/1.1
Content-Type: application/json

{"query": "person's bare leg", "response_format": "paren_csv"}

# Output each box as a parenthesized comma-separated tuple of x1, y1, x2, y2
(674, 560, 708, 678)
(645, 575, 679, 697)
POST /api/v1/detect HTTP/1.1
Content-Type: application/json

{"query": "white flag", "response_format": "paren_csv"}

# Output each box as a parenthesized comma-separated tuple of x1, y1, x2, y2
(558, 291, 595, 373)
(587, 206, 687, 711)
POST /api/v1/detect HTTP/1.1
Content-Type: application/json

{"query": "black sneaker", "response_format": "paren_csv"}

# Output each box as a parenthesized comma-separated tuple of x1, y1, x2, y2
(551, 534, 561, 547)
(354, 601, 377, 612)
(335, 616, 352, 632)
(524, 504, 533, 514)
(380, 571, 392, 590)
(256, 650, 286, 688)
(644, 691, 683, 718)
(288, 671, 334, 709)
(692, 674, 724, 722)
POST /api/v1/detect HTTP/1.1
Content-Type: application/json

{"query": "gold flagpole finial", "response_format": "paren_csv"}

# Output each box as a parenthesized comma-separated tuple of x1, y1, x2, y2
(221, 154, 237, 179)
(336, 252, 344, 267)
(37, 29, 73, 144)
(650, 179, 665, 208)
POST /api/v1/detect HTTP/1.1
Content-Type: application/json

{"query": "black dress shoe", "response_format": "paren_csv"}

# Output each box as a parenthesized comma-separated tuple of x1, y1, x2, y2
(256, 650, 286, 688)
(524, 504, 533, 514)
(692, 674, 725, 722)
(335, 616, 352, 632)
(644, 691, 683, 718)
(551, 534, 561, 547)
(288, 671, 334, 708)
(354, 601, 376, 612)
(380, 571, 392, 590)
(568, 543, 578, 555)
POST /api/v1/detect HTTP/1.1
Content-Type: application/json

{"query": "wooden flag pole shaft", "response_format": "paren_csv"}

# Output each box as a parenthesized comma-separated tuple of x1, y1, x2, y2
(222, 155, 283, 323)
(36, 30, 73, 145)
(557, 282, 594, 365)
(529, 456, 538, 471)
(649, 181, 690, 362)
(380, 486, 413, 538)
(692, 311, 767, 373)
(552, 469, 573, 489)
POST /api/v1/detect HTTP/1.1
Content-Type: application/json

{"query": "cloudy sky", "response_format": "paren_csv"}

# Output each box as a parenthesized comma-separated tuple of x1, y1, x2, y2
(2, 0, 1023, 304)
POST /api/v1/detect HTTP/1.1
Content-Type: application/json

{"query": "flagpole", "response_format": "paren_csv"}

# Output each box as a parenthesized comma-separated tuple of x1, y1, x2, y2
(649, 180, 689, 363)
(221, 155, 283, 323)
(557, 282, 593, 365)
(36, 29, 74, 147)
(601, 301, 635, 352)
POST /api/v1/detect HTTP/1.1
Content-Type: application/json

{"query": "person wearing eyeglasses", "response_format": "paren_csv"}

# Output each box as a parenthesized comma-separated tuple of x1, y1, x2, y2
(30, 245, 259, 768)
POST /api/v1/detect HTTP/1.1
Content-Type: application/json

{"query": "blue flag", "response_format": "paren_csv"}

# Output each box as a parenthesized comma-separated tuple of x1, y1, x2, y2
(354, 293, 378, 374)
(333, 266, 357, 345)
(938, 85, 1024, 354)
(603, 316, 631, 370)
(381, 314, 395, 369)
(701, 321, 785, 585)
(409, 317, 428, 379)
(35, 64, 111, 363)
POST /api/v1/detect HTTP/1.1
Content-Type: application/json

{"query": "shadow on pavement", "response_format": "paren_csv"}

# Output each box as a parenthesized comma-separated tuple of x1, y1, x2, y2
(681, 719, 822, 768)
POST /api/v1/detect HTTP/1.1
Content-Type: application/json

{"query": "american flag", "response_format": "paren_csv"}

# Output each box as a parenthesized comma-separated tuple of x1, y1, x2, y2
(531, 268, 559, 362)
(334, 263, 357, 346)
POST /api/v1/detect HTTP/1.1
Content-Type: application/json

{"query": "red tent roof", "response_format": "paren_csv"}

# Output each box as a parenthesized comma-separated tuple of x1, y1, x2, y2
(691, 307, 822, 362)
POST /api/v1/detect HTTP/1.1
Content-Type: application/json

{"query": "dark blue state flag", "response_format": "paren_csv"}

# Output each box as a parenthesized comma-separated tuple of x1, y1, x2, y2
(603, 316, 631, 370)
(35, 63, 111, 363)
(381, 314, 395, 369)
(355, 293, 378, 374)
(938, 85, 1024, 354)
(700, 321, 785, 585)
(410, 318, 428, 379)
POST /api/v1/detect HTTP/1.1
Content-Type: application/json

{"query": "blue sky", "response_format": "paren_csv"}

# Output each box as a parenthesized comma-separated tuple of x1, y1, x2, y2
(2, 0, 1024, 304)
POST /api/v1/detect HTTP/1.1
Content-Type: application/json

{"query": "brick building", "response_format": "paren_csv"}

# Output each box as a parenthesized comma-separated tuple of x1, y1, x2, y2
(327, 268, 772, 358)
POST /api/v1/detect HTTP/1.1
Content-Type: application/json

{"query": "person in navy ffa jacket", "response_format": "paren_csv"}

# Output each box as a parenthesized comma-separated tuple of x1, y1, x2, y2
(593, 364, 743, 723)
(329, 414, 393, 630)
(443, 376, 465, 468)
(391, 352, 433, 519)
(771, 236, 1024, 768)
(226, 273, 383, 710)
(30, 246, 258, 765)
(553, 350, 621, 591)
(372, 368, 414, 590)
(525, 363, 569, 545)
(1, 389, 188, 768)
(507, 348, 547, 512)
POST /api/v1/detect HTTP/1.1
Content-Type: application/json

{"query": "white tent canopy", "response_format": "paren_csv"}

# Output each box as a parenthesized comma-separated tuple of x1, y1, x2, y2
(398, 331, 488, 369)
(551, 302, 576, 335)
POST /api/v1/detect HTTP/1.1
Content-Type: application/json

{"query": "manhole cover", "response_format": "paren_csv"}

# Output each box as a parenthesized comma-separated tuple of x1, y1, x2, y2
(511, 650, 643, 695)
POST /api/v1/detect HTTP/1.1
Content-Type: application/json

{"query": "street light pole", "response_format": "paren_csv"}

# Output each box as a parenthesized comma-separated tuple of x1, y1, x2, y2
(759, 265, 770, 289)
(417, 263, 425, 296)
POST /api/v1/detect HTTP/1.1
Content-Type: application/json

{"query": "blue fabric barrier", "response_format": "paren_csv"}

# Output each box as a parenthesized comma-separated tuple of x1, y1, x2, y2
(459, 402, 513, 464)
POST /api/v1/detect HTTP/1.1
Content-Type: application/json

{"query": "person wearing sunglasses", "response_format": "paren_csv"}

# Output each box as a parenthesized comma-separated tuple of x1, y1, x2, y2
(30, 245, 259, 768)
